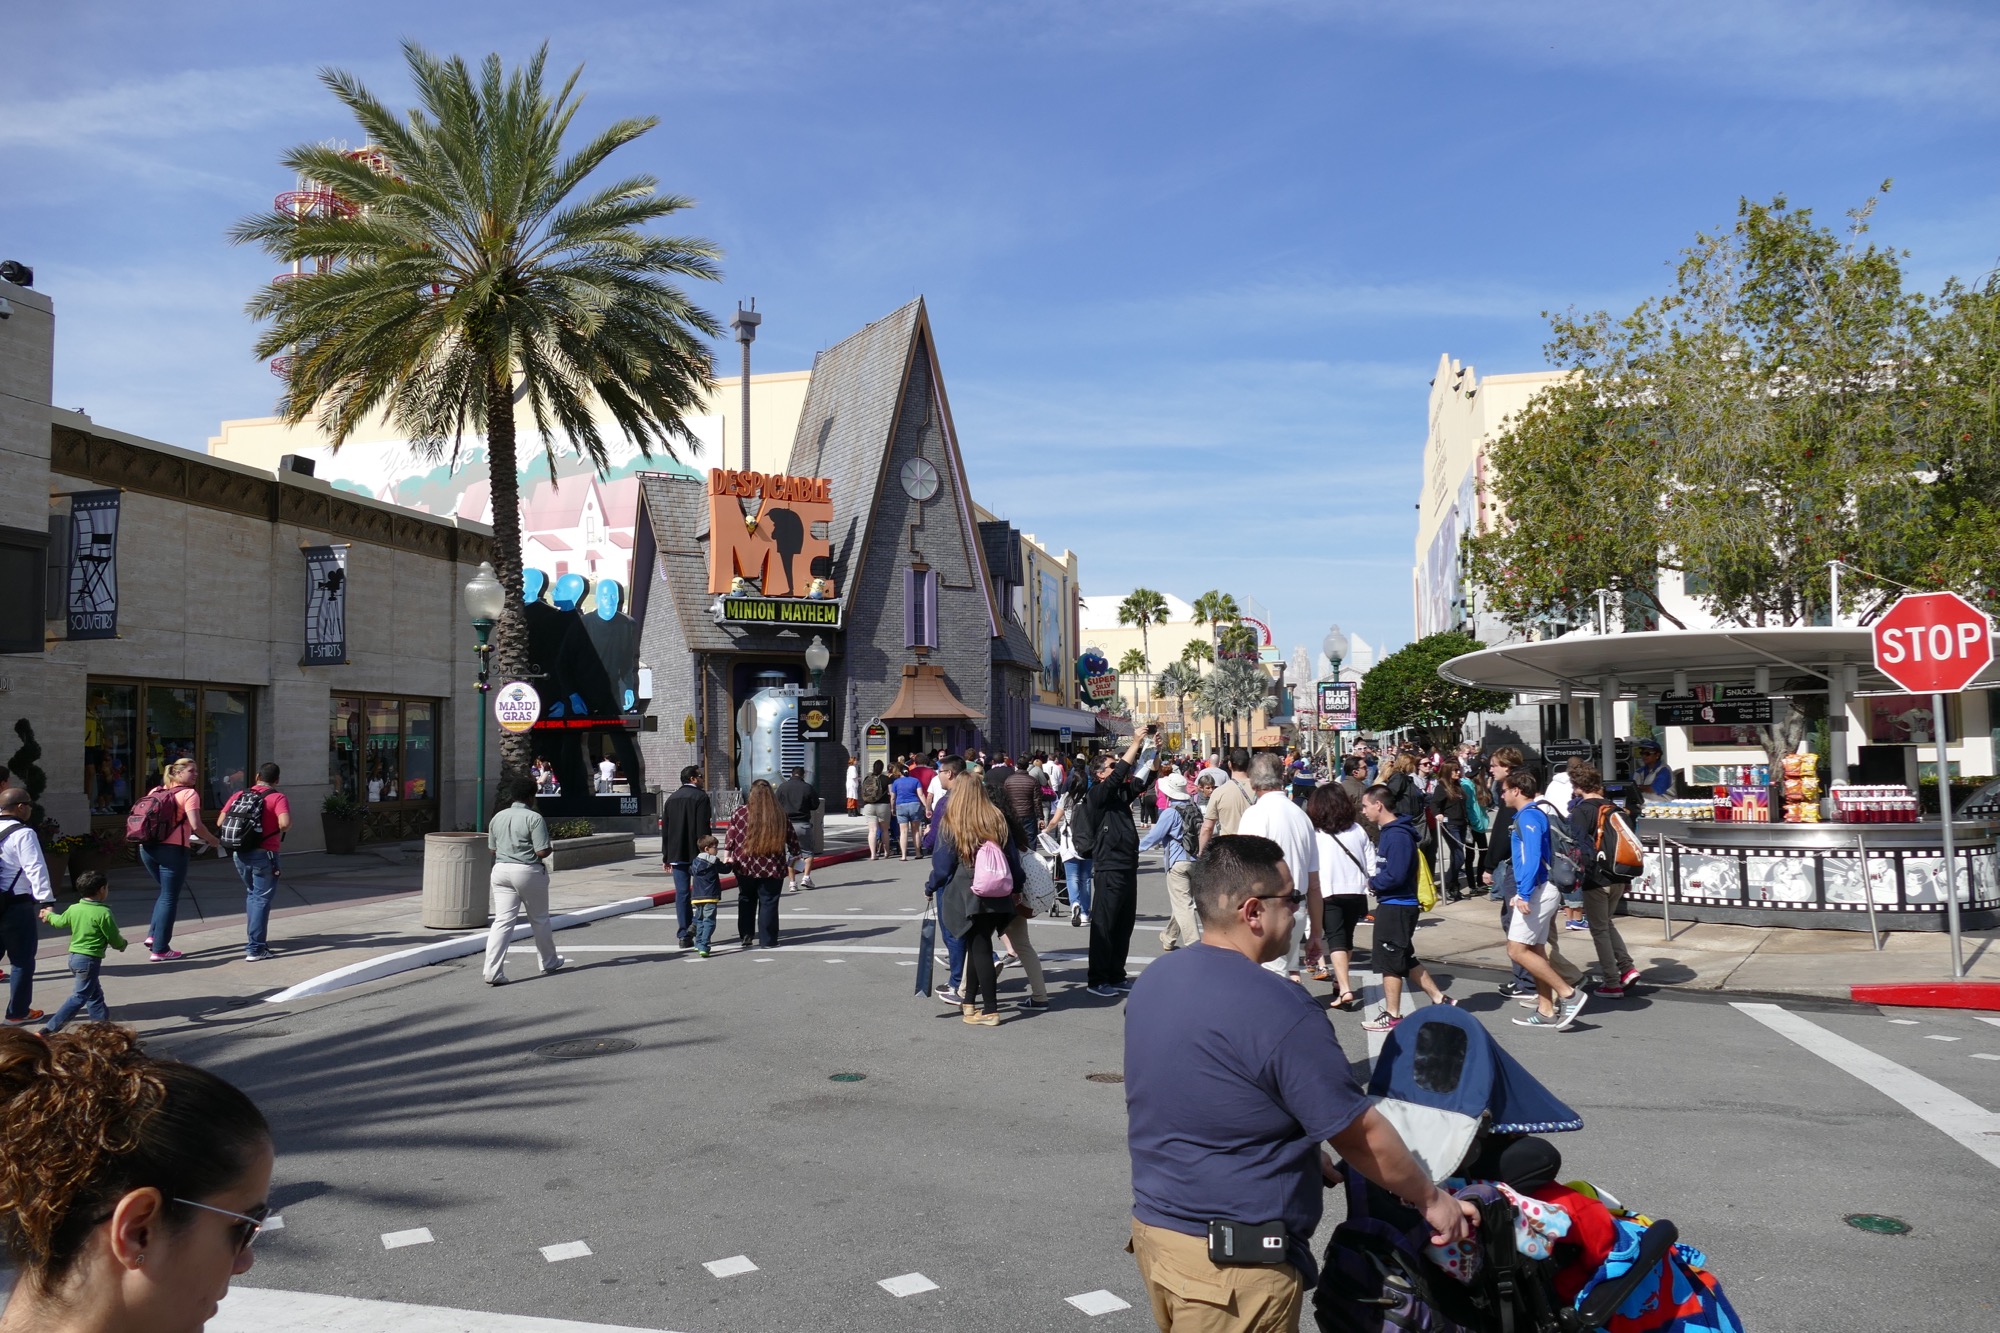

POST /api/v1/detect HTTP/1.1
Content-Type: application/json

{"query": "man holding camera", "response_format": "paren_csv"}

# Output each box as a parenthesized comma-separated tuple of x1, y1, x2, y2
(1084, 724, 1156, 997)
(1125, 835, 1476, 1331)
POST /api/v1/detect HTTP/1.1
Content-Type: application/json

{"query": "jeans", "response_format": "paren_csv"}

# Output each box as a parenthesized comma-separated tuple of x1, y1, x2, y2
(738, 876, 783, 948)
(1063, 857, 1094, 915)
(692, 901, 718, 952)
(668, 862, 693, 940)
(140, 843, 191, 953)
(483, 862, 559, 982)
(43, 953, 107, 1031)
(2, 895, 38, 1020)
(233, 848, 279, 954)
(945, 924, 967, 992)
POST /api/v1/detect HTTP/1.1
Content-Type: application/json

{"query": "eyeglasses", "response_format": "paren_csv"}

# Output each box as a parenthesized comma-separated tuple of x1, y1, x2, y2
(172, 1198, 270, 1254)
(1248, 890, 1307, 907)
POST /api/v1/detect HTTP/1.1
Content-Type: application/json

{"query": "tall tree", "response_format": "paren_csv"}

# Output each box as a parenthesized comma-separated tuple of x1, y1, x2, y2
(1179, 638, 1215, 669)
(1197, 657, 1277, 754)
(235, 43, 722, 787)
(1154, 661, 1200, 741)
(1116, 588, 1170, 673)
(1355, 632, 1512, 745)
(1117, 647, 1149, 676)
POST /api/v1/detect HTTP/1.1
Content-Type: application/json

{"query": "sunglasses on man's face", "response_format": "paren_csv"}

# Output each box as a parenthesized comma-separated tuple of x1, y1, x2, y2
(1247, 890, 1306, 908)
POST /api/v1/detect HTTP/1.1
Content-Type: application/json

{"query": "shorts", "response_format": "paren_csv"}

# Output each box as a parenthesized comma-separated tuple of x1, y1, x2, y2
(1321, 895, 1368, 953)
(1561, 886, 1584, 910)
(1371, 902, 1421, 978)
(1506, 883, 1562, 946)
(895, 801, 924, 826)
(861, 802, 890, 822)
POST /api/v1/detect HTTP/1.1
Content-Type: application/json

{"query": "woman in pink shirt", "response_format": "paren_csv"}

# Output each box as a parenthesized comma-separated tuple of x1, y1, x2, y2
(139, 757, 223, 961)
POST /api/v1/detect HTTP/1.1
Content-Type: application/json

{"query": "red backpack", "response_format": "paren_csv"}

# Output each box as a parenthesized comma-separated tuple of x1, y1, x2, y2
(126, 786, 183, 846)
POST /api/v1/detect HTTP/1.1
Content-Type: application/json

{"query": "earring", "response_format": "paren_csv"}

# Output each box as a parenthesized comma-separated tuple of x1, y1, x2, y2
(135, 1254, 145, 1264)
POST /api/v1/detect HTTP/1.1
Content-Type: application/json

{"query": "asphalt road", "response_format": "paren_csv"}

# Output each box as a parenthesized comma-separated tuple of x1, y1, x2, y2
(157, 853, 2000, 1333)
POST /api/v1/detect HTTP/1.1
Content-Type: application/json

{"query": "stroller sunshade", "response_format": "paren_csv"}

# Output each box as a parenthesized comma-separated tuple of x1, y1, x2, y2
(1368, 1007, 1584, 1137)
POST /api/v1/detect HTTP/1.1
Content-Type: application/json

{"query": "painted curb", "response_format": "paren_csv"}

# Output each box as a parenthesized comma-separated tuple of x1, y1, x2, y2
(265, 846, 878, 1003)
(1851, 981, 2000, 1012)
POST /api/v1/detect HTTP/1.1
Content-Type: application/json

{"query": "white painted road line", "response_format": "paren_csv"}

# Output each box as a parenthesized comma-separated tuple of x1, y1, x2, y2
(878, 1272, 940, 1298)
(1734, 1003, 2000, 1170)
(1979, 1017, 2000, 1030)
(1889, 1018, 1921, 1025)
(506, 942, 1157, 968)
(1927, 1035, 1963, 1042)
(380, 1227, 434, 1250)
(540, 1240, 591, 1262)
(213, 1286, 682, 1332)
(704, 1254, 758, 1278)
(1066, 1290, 1133, 1315)
(1974, 1054, 2000, 1062)
(263, 1215, 285, 1232)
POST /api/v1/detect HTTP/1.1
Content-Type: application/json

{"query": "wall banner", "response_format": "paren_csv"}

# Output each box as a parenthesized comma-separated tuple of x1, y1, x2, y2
(302, 544, 350, 665)
(65, 489, 121, 640)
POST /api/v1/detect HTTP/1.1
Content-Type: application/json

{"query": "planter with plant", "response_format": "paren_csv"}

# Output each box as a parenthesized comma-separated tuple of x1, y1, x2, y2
(49, 829, 126, 883)
(323, 791, 366, 854)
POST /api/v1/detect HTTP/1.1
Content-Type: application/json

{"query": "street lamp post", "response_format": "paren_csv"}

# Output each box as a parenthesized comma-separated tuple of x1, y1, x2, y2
(803, 634, 831, 789)
(462, 561, 507, 824)
(1322, 623, 1350, 774)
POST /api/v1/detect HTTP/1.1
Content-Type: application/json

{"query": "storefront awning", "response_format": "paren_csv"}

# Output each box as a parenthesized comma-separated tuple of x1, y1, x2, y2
(1030, 702, 1100, 736)
(879, 663, 983, 722)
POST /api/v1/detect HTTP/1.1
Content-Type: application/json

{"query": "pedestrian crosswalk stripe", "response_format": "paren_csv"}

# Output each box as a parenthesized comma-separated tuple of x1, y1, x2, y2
(213, 1286, 679, 1332)
(878, 1272, 939, 1297)
(1926, 1035, 1962, 1042)
(1889, 1019, 1921, 1025)
(1973, 1054, 2000, 1062)
(380, 1227, 433, 1249)
(1066, 1290, 1133, 1315)
(263, 1215, 285, 1232)
(1734, 1003, 2000, 1170)
(704, 1254, 758, 1277)
(540, 1241, 591, 1262)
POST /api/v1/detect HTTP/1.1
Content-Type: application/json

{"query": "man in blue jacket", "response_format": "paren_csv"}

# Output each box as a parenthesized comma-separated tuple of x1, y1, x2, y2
(1358, 785, 1452, 1033)
(1500, 770, 1589, 1031)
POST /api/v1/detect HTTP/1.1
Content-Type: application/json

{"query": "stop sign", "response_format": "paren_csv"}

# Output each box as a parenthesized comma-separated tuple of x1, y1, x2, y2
(1872, 592, 1995, 695)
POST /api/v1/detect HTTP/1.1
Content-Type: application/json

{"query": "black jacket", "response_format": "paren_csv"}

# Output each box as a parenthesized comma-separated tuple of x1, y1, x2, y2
(775, 777, 820, 822)
(1086, 761, 1144, 873)
(661, 783, 714, 865)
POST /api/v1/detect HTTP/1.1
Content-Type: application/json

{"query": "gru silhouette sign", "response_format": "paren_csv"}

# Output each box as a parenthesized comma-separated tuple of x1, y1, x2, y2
(706, 468, 838, 600)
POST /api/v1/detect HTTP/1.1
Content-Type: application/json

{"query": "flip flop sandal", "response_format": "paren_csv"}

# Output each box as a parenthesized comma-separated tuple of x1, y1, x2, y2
(1334, 991, 1361, 1011)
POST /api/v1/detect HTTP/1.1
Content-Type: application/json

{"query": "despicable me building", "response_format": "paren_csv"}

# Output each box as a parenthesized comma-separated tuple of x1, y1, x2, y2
(633, 297, 1043, 811)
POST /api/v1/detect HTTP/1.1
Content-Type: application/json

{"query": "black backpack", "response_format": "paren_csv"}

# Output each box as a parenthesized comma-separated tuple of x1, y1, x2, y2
(1174, 800, 1203, 858)
(1068, 788, 1100, 857)
(217, 788, 269, 853)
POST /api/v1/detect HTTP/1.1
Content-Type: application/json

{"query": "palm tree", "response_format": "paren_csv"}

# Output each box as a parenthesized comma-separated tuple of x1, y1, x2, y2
(1218, 622, 1260, 660)
(1191, 589, 1241, 668)
(1117, 647, 1149, 719)
(1180, 639, 1215, 670)
(1116, 588, 1171, 673)
(234, 43, 721, 784)
(1199, 657, 1278, 756)
(1155, 661, 1199, 744)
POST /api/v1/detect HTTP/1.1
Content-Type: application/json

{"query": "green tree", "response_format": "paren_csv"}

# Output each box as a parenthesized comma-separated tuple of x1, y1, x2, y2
(1116, 588, 1170, 673)
(1355, 632, 1510, 743)
(1117, 647, 1149, 676)
(1155, 661, 1200, 740)
(1217, 622, 1260, 660)
(1197, 657, 1277, 752)
(1179, 638, 1215, 669)
(234, 43, 722, 781)
(1192, 590, 1240, 628)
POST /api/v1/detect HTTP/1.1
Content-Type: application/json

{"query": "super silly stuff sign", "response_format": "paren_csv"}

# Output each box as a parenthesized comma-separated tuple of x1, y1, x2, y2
(707, 468, 837, 599)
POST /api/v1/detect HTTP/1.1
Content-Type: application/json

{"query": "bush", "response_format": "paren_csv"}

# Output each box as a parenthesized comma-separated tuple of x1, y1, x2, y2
(549, 818, 596, 840)
(323, 792, 365, 817)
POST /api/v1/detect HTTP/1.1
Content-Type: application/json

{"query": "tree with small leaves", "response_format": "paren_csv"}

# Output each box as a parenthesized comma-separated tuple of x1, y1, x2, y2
(1355, 632, 1511, 745)
(1116, 589, 1170, 674)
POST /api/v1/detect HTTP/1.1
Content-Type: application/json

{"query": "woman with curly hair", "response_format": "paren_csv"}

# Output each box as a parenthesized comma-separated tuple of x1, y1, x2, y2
(725, 779, 799, 950)
(0, 1024, 272, 1330)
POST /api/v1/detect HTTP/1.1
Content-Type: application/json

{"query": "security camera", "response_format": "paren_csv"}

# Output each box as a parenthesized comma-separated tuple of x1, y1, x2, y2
(0, 298, 11, 320)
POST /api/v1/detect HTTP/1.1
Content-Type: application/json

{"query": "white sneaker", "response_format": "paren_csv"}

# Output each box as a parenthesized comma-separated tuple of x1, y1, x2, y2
(544, 956, 572, 974)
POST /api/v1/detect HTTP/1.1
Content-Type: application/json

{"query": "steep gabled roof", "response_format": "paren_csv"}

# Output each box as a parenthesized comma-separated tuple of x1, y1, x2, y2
(786, 297, 999, 638)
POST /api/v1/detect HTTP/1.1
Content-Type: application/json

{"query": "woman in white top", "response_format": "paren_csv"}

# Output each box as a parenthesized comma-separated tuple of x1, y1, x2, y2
(1307, 783, 1374, 1012)
(1040, 770, 1092, 927)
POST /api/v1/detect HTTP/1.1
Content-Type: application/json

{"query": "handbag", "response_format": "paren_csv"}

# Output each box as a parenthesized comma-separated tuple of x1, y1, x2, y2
(914, 901, 938, 998)
(1021, 852, 1060, 915)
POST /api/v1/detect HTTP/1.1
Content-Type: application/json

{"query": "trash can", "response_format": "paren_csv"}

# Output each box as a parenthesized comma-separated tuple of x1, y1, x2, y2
(422, 832, 492, 929)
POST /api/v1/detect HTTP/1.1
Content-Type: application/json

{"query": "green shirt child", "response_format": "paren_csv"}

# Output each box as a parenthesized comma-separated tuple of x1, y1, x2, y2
(41, 893, 129, 958)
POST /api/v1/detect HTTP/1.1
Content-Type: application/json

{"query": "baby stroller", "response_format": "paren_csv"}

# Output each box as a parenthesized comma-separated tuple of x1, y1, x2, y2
(1315, 1007, 1742, 1333)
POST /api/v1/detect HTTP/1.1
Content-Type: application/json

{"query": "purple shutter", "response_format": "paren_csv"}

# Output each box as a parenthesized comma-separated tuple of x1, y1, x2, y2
(904, 569, 918, 648)
(923, 570, 940, 647)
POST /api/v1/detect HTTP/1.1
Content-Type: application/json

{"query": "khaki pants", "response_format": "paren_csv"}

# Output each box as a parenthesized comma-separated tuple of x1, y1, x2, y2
(1160, 861, 1200, 950)
(1001, 913, 1047, 1003)
(1581, 882, 1634, 981)
(484, 862, 559, 982)
(1130, 1219, 1303, 1333)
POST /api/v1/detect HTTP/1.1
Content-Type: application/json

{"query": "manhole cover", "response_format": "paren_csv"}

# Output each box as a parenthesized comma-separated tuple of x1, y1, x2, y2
(535, 1037, 637, 1061)
(1844, 1213, 1911, 1236)
(829, 1072, 866, 1083)
(1085, 1072, 1125, 1084)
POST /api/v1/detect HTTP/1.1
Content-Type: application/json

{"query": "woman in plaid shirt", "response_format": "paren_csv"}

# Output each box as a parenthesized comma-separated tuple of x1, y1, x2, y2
(725, 780, 800, 950)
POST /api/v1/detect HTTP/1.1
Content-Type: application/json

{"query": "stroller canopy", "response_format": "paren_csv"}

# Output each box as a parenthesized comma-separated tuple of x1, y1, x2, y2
(1369, 1006, 1584, 1136)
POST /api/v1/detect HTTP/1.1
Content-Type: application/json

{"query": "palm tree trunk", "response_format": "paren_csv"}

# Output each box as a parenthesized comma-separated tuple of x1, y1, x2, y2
(484, 361, 532, 791)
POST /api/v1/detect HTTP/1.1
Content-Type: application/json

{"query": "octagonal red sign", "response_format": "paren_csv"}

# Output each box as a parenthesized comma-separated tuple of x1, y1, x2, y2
(1872, 592, 1994, 695)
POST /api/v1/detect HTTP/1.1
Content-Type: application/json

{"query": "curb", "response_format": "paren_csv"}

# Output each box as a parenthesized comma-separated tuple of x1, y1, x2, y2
(1850, 981, 2000, 1012)
(264, 846, 877, 1004)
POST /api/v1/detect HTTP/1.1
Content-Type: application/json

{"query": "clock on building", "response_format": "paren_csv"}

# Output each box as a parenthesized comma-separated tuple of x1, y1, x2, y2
(900, 457, 940, 502)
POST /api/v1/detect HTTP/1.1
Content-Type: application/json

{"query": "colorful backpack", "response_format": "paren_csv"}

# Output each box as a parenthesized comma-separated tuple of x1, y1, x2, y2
(125, 786, 183, 846)
(970, 839, 1014, 897)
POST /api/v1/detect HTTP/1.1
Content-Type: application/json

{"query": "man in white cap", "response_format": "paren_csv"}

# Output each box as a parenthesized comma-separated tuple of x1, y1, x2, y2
(1139, 770, 1202, 950)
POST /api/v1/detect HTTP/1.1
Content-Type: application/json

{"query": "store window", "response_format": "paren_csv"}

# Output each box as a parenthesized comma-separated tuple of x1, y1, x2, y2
(330, 695, 439, 805)
(84, 678, 255, 817)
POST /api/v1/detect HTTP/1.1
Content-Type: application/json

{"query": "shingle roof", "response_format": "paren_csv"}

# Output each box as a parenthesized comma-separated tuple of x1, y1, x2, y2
(635, 471, 802, 655)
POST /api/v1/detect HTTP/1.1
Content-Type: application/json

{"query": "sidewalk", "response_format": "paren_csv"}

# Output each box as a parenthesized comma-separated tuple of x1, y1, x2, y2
(1415, 894, 2000, 998)
(14, 816, 872, 1039)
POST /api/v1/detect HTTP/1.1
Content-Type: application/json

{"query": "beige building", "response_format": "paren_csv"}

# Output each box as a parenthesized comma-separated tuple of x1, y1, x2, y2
(0, 278, 495, 850)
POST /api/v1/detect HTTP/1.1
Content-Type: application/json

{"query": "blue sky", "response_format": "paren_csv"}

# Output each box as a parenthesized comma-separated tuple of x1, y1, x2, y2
(8, 1, 2000, 665)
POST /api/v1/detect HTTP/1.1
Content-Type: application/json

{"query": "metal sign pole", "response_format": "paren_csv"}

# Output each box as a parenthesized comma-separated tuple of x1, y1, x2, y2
(1934, 690, 1965, 978)
(1655, 830, 1673, 942)
(1855, 827, 1880, 953)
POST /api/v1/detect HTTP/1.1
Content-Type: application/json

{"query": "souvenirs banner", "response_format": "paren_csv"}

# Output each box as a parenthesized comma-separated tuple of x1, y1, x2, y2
(65, 490, 121, 640)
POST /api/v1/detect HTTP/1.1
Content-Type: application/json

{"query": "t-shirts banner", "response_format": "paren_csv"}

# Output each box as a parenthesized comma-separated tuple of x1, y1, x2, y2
(302, 544, 350, 665)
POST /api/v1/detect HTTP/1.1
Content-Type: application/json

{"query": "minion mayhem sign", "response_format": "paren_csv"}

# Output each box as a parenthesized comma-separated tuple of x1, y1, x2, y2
(707, 468, 838, 601)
